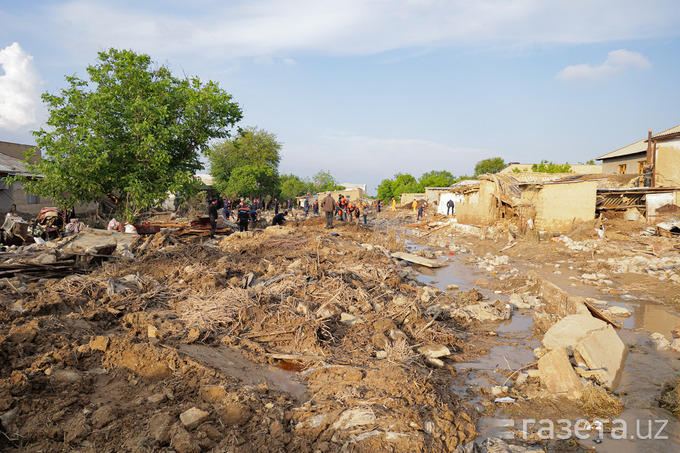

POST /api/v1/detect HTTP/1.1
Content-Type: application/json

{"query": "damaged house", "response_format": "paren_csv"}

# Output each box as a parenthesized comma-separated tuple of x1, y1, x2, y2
(0, 140, 42, 215)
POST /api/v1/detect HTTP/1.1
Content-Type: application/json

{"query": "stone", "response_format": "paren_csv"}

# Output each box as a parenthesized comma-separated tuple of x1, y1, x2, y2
(389, 329, 409, 343)
(179, 407, 209, 429)
(574, 326, 626, 389)
(418, 344, 451, 359)
(373, 318, 397, 332)
(89, 336, 109, 352)
(537, 348, 583, 397)
(217, 403, 251, 426)
(670, 339, 680, 353)
(170, 423, 199, 453)
(200, 385, 227, 403)
(605, 306, 632, 318)
(330, 408, 376, 430)
(147, 393, 167, 404)
(35, 253, 57, 264)
(542, 314, 609, 351)
(425, 357, 444, 368)
(445, 284, 459, 291)
(376, 350, 388, 359)
(91, 406, 116, 429)
(185, 327, 201, 343)
(451, 302, 510, 323)
(340, 313, 361, 325)
(650, 332, 671, 351)
(147, 325, 160, 340)
(508, 294, 531, 309)
(371, 333, 391, 350)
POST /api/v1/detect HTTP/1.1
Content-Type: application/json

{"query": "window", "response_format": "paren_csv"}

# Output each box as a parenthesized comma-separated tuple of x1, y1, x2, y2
(26, 193, 39, 204)
(638, 161, 645, 174)
(618, 164, 627, 174)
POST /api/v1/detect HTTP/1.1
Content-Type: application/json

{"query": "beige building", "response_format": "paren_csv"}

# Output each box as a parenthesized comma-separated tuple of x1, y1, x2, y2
(519, 180, 598, 232)
(399, 192, 425, 207)
(0, 141, 43, 215)
(597, 125, 680, 187)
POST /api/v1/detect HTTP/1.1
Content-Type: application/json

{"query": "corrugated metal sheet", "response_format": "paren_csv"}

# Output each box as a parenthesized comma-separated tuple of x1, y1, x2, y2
(652, 124, 680, 140)
(0, 152, 31, 176)
(596, 139, 647, 160)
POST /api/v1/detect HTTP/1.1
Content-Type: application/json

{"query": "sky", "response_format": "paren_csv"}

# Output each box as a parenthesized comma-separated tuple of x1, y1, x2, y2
(2, 1, 680, 195)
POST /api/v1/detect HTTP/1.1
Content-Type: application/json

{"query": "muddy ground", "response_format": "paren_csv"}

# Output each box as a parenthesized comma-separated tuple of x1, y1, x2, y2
(1, 209, 679, 452)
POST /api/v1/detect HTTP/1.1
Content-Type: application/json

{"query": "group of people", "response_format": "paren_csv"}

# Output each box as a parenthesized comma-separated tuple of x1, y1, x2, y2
(319, 193, 370, 229)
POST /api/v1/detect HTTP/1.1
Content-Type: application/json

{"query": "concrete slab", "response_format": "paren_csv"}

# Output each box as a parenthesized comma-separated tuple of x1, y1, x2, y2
(537, 348, 583, 398)
(59, 229, 138, 255)
(542, 314, 607, 351)
(574, 326, 626, 390)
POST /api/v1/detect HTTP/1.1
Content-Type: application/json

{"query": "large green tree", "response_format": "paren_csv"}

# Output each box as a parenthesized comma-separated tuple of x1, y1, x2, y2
(377, 173, 420, 202)
(279, 174, 311, 200)
(12, 48, 242, 221)
(311, 170, 339, 192)
(209, 126, 281, 198)
(418, 170, 456, 188)
(474, 157, 506, 177)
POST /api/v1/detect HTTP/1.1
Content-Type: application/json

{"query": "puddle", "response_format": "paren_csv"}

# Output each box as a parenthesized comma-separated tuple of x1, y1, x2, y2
(412, 246, 680, 451)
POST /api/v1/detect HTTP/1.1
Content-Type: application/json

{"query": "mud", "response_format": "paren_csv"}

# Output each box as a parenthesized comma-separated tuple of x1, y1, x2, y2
(1, 210, 679, 452)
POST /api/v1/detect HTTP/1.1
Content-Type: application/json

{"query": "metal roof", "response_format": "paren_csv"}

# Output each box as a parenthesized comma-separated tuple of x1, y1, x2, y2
(597, 124, 680, 161)
(0, 151, 31, 176)
(596, 138, 647, 161)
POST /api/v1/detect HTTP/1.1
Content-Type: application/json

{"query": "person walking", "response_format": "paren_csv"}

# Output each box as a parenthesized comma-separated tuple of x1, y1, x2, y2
(417, 202, 426, 220)
(312, 200, 319, 216)
(446, 198, 455, 215)
(391, 198, 396, 211)
(303, 198, 309, 217)
(320, 192, 336, 229)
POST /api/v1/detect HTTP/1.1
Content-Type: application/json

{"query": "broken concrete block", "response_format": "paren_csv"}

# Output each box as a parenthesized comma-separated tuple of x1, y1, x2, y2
(537, 348, 583, 397)
(574, 326, 626, 389)
(543, 314, 625, 390)
(650, 332, 671, 351)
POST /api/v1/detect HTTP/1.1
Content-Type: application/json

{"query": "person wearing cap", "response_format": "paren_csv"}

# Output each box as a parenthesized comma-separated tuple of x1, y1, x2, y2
(320, 192, 336, 229)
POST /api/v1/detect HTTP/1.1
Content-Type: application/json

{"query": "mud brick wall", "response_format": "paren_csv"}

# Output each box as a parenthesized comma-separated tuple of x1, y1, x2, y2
(655, 145, 680, 187)
(522, 181, 597, 233)
(455, 181, 498, 226)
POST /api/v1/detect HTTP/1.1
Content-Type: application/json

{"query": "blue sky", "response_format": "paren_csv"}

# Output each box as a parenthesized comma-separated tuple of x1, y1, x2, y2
(2, 1, 680, 195)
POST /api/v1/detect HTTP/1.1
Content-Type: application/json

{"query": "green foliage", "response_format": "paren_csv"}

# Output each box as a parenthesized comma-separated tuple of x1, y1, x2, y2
(531, 160, 572, 173)
(10, 48, 242, 222)
(279, 174, 311, 200)
(377, 173, 421, 201)
(418, 170, 456, 188)
(209, 126, 281, 198)
(578, 159, 596, 165)
(311, 170, 338, 192)
(474, 157, 506, 177)
(511, 167, 522, 173)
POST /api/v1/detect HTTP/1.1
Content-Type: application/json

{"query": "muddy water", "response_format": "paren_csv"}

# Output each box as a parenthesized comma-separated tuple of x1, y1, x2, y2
(413, 249, 680, 451)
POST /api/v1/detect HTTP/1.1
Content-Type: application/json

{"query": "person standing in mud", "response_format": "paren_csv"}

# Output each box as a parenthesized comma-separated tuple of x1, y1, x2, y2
(208, 199, 219, 239)
(237, 203, 250, 232)
(321, 192, 336, 229)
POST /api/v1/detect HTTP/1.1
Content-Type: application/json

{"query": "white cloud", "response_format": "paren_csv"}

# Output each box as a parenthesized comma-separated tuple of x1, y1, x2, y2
(0, 42, 41, 131)
(40, 1, 680, 60)
(283, 58, 296, 66)
(557, 49, 652, 83)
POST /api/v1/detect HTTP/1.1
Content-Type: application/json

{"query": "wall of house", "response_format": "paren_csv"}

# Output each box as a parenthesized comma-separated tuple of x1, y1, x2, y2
(324, 188, 365, 204)
(399, 193, 425, 207)
(655, 143, 680, 187)
(0, 142, 40, 163)
(600, 152, 647, 174)
(0, 181, 97, 217)
(455, 181, 498, 226)
(424, 187, 451, 207)
(522, 181, 597, 232)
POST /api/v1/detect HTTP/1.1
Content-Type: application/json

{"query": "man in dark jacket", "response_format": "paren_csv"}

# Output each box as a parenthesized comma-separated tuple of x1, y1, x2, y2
(208, 199, 219, 239)
(320, 193, 336, 229)
(446, 199, 455, 215)
(237, 203, 250, 232)
(272, 211, 287, 226)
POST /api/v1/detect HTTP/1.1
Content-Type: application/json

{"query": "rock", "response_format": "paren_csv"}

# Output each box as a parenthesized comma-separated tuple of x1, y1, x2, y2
(537, 348, 583, 397)
(508, 294, 531, 309)
(451, 302, 510, 323)
(371, 333, 390, 350)
(491, 385, 508, 396)
(543, 314, 625, 389)
(376, 350, 388, 359)
(340, 313, 361, 325)
(373, 318, 397, 332)
(389, 329, 409, 343)
(200, 385, 227, 403)
(89, 336, 109, 352)
(170, 423, 199, 453)
(179, 407, 209, 429)
(35, 253, 57, 264)
(217, 403, 251, 426)
(52, 368, 83, 383)
(605, 306, 632, 318)
(330, 408, 376, 430)
(8, 322, 38, 343)
(148, 412, 175, 441)
(670, 339, 680, 353)
(418, 344, 450, 359)
(91, 406, 116, 429)
(650, 332, 671, 351)
(515, 372, 529, 386)
(147, 393, 167, 404)
(185, 327, 201, 343)
(147, 324, 160, 340)
(526, 369, 540, 378)
(445, 284, 459, 291)
(425, 357, 444, 368)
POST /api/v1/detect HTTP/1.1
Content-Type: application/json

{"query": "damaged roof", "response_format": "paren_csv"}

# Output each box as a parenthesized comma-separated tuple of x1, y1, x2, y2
(0, 151, 32, 177)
